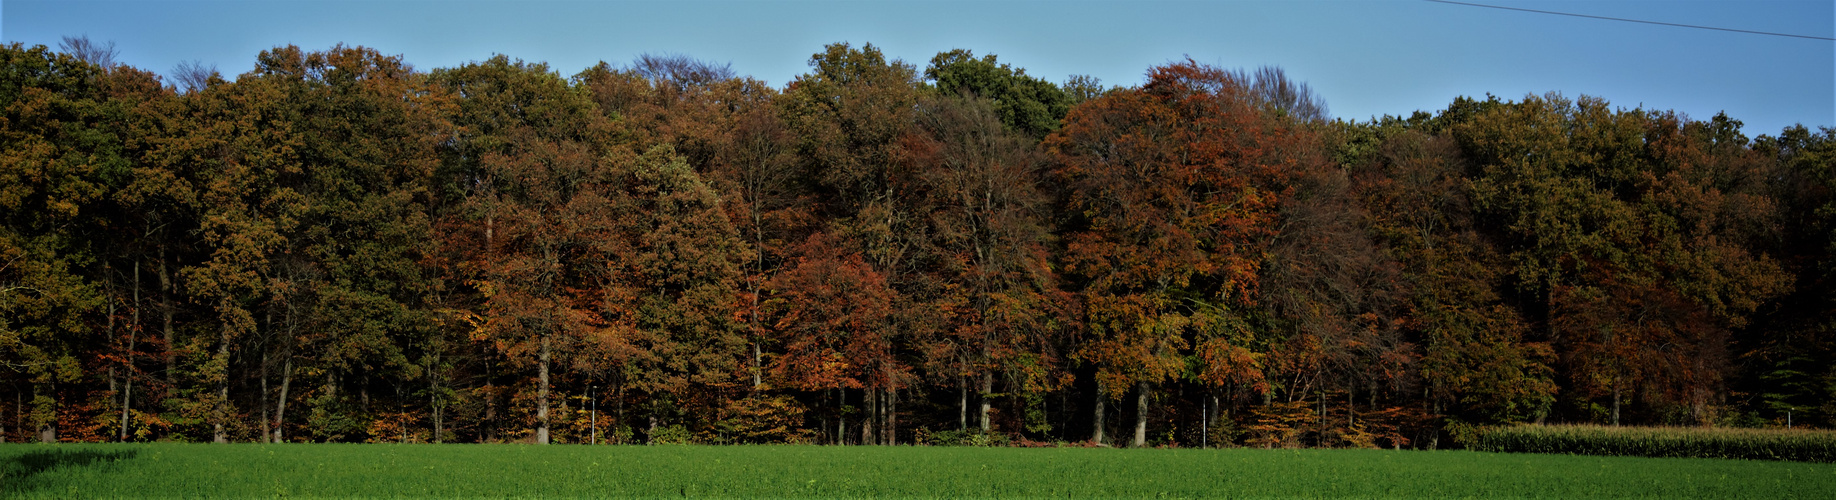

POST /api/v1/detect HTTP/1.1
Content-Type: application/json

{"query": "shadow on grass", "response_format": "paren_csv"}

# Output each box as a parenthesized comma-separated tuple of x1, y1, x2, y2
(0, 448, 139, 495)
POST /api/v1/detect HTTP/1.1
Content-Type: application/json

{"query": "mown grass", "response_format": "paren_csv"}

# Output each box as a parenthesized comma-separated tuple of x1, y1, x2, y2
(3, 443, 1833, 498)
(1474, 424, 1836, 462)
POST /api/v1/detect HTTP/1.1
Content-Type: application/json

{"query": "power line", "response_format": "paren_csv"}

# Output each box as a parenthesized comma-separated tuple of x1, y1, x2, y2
(1425, 0, 1836, 41)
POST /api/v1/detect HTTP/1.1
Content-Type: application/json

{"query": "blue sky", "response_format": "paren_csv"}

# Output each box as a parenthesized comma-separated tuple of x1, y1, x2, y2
(3, 0, 1830, 135)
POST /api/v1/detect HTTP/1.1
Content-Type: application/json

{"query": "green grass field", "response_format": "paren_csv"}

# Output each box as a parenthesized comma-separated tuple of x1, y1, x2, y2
(4, 443, 1833, 498)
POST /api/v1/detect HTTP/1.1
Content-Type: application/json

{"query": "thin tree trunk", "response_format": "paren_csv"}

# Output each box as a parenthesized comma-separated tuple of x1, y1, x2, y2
(160, 250, 174, 389)
(259, 306, 272, 443)
(958, 376, 967, 430)
(484, 382, 496, 442)
(37, 384, 56, 443)
(837, 389, 846, 445)
(431, 351, 442, 444)
(274, 356, 291, 443)
(1092, 380, 1106, 445)
(1209, 393, 1220, 448)
(979, 370, 993, 433)
(106, 273, 119, 440)
(121, 261, 139, 442)
(863, 388, 877, 445)
(1611, 383, 1621, 427)
(214, 321, 231, 444)
(886, 387, 897, 445)
(537, 330, 551, 445)
(1132, 381, 1149, 448)
(260, 363, 270, 444)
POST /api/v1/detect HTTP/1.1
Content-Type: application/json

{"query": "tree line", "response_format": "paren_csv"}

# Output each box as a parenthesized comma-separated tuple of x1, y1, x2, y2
(3, 38, 1833, 447)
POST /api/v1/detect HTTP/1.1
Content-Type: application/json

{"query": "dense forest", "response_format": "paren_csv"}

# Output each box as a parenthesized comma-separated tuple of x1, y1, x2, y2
(3, 38, 1833, 448)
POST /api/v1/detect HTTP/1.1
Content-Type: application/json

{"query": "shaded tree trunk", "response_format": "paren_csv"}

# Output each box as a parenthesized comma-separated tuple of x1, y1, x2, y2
(273, 356, 291, 443)
(1091, 380, 1106, 445)
(536, 330, 551, 445)
(958, 377, 967, 430)
(863, 388, 877, 445)
(120, 260, 138, 442)
(213, 321, 231, 444)
(1612, 383, 1621, 427)
(979, 370, 993, 433)
(37, 383, 56, 443)
(1132, 381, 1149, 448)
(260, 362, 270, 443)
(886, 387, 898, 445)
(431, 351, 442, 444)
(160, 251, 174, 389)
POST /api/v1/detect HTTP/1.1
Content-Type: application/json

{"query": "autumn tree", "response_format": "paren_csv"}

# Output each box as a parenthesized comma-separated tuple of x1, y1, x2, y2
(432, 55, 614, 444)
(1452, 95, 1788, 425)
(1048, 60, 1305, 447)
(907, 93, 1065, 434)
(0, 43, 124, 442)
(586, 145, 748, 442)
(1747, 125, 1836, 427)
(1349, 122, 1554, 439)
(778, 42, 926, 444)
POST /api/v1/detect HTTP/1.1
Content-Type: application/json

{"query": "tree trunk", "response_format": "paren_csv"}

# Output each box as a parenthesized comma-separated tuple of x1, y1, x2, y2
(1092, 380, 1106, 445)
(214, 321, 231, 444)
(979, 370, 993, 433)
(751, 342, 762, 389)
(37, 384, 56, 443)
(484, 383, 497, 442)
(1611, 383, 1621, 427)
(886, 387, 898, 445)
(958, 379, 967, 431)
(537, 330, 551, 445)
(431, 351, 443, 444)
(105, 276, 118, 441)
(863, 388, 877, 445)
(274, 356, 291, 443)
(159, 251, 174, 388)
(260, 363, 270, 444)
(837, 389, 846, 445)
(121, 261, 139, 442)
(1132, 381, 1149, 448)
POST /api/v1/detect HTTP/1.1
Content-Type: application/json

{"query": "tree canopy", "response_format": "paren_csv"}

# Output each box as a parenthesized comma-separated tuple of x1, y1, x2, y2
(2, 40, 1832, 448)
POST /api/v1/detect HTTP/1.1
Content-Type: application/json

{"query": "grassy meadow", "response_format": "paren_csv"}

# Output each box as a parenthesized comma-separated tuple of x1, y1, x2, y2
(4, 443, 1834, 498)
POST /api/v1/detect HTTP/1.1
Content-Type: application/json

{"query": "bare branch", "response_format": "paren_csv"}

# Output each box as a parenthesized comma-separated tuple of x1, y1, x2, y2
(630, 53, 735, 91)
(172, 59, 218, 94)
(59, 34, 118, 69)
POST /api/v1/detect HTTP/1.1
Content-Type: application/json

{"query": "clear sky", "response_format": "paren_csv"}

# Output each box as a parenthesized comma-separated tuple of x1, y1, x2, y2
(3, 0, 1831, 136)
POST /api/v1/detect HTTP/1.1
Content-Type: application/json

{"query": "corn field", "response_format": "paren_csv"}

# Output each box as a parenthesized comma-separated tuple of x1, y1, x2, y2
(1472, 424, 1836, 462)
